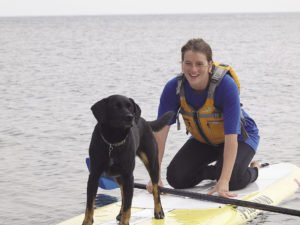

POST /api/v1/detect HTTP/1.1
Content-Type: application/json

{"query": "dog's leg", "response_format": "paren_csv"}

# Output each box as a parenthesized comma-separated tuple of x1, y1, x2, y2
(118, 174, 134, 225)
(82, 169, 103, 225)
(138, 150, 164, 219)
(115, 176, 123, 221)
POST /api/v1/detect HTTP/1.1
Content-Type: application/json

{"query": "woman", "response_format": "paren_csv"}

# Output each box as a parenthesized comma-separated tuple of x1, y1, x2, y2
(148, 38, 260, 198)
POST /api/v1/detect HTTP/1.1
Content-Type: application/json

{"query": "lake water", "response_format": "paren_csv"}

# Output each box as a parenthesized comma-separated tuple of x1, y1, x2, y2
(0, 13, 300, 224)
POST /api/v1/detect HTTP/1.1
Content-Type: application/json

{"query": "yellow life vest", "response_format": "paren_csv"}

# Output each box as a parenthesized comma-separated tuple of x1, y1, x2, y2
(176, 62, 247, 146)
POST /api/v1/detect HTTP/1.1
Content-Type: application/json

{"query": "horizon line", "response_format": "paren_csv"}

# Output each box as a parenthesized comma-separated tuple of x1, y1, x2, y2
(0, 10, 299, 18)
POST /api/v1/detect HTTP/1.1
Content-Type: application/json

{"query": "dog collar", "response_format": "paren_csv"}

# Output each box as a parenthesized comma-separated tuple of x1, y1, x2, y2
(100, 133, 127, 157)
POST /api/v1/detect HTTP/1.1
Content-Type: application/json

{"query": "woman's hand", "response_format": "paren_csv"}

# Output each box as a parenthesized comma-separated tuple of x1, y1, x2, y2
(208, 179, 237, 198)
(146, 179, 164, 193)
(209, 134, 238, 198)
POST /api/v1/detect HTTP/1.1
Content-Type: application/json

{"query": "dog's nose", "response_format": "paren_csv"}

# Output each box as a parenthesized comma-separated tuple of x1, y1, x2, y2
(125, 115, 134, 122)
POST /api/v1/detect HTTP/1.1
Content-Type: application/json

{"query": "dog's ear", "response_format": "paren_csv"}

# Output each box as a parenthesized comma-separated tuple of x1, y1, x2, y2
(91, 98, 108, 124)
(129, 98, 141, 123)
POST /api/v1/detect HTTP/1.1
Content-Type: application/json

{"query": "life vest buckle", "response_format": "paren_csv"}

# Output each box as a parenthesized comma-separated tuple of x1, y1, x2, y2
(210, 77, 219, 84)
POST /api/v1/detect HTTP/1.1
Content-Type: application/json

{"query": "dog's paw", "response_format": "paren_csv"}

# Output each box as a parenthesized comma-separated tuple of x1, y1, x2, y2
(154, 209, 165, 219)
(116, 212, 122, 221)
(117, 215, 130, 225)
(118, 220, 129, 225)
(82, 219, 93, 225)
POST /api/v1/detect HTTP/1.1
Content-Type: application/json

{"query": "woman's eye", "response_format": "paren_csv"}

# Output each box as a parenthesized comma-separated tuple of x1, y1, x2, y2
(197, 63, 204, 66)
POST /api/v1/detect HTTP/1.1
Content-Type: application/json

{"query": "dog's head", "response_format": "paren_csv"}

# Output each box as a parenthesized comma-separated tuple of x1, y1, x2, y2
(91, 95, 141, 128)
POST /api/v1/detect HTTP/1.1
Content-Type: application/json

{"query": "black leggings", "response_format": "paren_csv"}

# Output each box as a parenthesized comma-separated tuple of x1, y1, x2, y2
(166, 138, 258, 191)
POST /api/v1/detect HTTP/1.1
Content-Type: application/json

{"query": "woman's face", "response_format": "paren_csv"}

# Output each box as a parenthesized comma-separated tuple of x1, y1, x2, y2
(182, 50, 212, 91)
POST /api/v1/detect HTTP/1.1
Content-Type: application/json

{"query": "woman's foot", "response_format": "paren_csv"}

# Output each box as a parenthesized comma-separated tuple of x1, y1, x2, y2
(295, 179, 300, 187)
(250, 161, 269, 169)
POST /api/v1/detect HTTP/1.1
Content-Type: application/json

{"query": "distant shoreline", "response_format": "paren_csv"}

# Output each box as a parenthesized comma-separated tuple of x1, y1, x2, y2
(0, 11, 299, 19)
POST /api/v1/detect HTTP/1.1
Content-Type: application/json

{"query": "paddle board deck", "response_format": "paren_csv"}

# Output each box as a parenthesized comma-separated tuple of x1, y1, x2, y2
(58, 163, 300, 225)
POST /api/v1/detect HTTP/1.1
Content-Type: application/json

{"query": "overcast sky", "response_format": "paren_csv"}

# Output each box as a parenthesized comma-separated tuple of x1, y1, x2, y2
(0, 0, 299, 17)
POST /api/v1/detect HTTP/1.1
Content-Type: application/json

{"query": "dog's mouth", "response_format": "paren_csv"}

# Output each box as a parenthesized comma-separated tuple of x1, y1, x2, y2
(110, 116, 134, 128)
(120, 120, 133, 128)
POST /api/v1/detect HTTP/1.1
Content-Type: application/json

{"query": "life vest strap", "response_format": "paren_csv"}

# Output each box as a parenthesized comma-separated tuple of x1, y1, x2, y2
(208, 66, 228, 99)
(176, 73, 184, 95)
(176, 109, 181, 130)
(240, 109, 249, 140)
(179, 108, 222, 118)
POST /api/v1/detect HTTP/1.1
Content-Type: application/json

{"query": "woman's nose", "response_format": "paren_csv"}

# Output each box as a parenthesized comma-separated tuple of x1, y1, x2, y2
(190, 64, 198, 73)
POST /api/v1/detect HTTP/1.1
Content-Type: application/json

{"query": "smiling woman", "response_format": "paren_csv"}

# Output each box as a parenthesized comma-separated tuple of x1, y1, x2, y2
(181, 52, 211, 91)
(148, 38, 260, 198)
(180, 40, 213, 91)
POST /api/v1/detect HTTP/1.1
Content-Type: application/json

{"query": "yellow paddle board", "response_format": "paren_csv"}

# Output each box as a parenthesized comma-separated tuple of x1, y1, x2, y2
(58, 163, 300, 225)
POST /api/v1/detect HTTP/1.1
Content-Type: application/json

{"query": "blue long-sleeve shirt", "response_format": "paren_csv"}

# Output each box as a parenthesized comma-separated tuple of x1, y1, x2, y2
(158, 74, 260, 151)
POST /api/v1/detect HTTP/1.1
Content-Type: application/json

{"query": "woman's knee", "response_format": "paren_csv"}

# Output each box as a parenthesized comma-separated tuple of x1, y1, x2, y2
(166, 165, 188, 189)
(229, 177, 246, 190)
(228, 169, 251, 190)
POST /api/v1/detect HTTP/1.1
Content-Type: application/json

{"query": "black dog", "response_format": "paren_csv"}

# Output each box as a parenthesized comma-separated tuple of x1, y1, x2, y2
(82, 95, 173, 225)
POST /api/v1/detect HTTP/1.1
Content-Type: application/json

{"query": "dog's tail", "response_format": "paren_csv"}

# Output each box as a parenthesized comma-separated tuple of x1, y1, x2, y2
(148, 111, 175, 132)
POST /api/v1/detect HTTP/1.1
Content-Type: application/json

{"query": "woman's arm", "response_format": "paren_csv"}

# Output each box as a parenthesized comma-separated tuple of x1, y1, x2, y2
(154, 125, 170, 168)
(207, 74, 241, 197)
(208, 134, 238, 198)
(146, 125, 170, 192)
